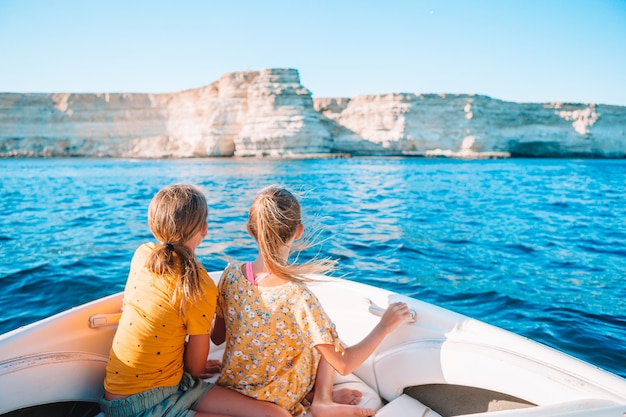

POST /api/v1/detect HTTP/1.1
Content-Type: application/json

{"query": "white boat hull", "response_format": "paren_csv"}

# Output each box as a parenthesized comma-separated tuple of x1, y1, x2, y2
(1, 272, 625, 416)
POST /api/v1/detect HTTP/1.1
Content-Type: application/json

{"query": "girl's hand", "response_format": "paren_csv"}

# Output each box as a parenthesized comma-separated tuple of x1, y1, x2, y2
(316, 301, 413, 375)
(379, 302, 411, 333)
(199, 359, 222, 379)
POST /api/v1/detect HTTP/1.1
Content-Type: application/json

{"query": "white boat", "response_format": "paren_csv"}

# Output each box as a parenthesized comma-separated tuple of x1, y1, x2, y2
(1, 272, 625, 417)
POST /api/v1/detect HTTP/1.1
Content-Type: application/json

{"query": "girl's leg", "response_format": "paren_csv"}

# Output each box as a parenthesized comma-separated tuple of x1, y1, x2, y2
(310, 358, 376, 417)
(193, 385, 291, 417)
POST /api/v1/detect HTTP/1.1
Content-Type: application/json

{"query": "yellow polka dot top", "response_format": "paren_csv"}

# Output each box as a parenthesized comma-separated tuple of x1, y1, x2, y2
(104, 243, 217, 395)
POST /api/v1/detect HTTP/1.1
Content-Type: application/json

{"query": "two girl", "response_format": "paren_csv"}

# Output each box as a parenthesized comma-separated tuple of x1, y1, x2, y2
(101, 184, 289, 417)
(211, 186, 411, 417)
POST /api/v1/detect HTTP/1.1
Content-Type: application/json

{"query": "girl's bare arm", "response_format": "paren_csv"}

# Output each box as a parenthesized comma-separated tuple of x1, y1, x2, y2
(211, 315, 226, 345)
(315, 301, 411, 375)
(184, 334, 211, 377)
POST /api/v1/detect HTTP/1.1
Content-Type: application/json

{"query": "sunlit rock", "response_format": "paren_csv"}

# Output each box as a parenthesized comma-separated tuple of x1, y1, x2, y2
(314, 94, 626, 158)
(234, 68, 331, 157)
(1, 68, 625, 158)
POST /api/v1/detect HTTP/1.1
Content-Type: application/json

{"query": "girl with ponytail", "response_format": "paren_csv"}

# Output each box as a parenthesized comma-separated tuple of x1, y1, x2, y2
(101, 184, 288, 417)
(211, 186, 411, 417)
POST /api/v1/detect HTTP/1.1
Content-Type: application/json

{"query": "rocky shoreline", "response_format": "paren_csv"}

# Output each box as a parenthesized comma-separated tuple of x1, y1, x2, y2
(1, 68, 624, 158)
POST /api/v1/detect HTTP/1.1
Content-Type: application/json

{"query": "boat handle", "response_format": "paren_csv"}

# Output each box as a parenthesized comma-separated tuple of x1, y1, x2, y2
(367, 300, 417, 323)
(89, 312, 122, 328)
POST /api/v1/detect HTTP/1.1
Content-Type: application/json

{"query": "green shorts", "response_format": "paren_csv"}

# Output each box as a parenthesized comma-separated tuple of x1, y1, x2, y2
(99, 373, 214, 417)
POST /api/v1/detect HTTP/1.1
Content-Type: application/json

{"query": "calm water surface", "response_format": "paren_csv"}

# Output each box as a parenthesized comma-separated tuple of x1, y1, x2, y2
(1, 157, 624, 378)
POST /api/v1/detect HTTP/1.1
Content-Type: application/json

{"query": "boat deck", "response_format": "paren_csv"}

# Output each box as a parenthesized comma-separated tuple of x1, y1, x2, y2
(406, 384, 534, 416)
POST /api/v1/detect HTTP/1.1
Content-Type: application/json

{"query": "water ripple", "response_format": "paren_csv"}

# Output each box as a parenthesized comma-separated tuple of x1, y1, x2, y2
(1, 157, 625, 379)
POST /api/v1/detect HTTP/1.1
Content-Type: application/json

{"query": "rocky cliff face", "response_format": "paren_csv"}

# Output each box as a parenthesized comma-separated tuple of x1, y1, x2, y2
(1, 68, 624, 158)
(233, 68, 331, 157)
(314, 94, 626, 158)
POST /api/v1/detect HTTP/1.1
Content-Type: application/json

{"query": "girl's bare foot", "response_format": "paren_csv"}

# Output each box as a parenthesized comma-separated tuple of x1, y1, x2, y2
(310, 403, 376, 417)
(333, 388, 363, 405)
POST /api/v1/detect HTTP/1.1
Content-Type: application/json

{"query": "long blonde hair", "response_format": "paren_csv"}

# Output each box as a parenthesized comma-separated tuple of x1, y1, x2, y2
(247, 186, 336, 282)
(145, 184, 208, 314)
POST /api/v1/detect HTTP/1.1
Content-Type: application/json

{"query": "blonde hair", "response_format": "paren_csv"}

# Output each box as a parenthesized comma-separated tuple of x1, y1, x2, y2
(247, 185, 336, 282)
(146, 184, 208, 314)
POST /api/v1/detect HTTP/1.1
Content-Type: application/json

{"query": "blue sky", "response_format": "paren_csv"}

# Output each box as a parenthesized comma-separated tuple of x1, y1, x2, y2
(1, 0, 625, 106)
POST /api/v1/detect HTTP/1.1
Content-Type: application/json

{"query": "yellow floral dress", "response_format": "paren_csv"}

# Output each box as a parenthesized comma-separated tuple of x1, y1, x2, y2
(215, 263, 342, 417)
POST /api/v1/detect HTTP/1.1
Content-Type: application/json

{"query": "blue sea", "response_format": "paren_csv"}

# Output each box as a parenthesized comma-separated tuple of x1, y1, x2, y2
(1, 157, 624, 379)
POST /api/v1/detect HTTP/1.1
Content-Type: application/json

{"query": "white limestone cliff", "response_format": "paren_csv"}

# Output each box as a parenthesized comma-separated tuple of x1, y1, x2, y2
(0, 68, 329, 158)
(314, 94, 626, 158)
(234, 69, 331, 157)
(1, 68, 625, 158)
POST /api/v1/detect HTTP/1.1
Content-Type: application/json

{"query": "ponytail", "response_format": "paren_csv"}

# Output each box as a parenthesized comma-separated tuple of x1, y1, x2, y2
(146, 184, 208, 315)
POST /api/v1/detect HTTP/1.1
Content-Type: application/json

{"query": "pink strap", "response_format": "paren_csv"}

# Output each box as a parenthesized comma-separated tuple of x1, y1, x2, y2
(246, 262, 270, 285)
(246, 262, 257, 285)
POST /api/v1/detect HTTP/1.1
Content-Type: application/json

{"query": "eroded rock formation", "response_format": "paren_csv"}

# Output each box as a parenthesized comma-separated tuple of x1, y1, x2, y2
(1, 68, 624, 158)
